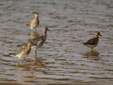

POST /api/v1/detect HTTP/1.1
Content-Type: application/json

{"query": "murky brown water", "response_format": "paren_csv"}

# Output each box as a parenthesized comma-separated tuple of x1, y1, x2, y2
(0, 0, 113, 84)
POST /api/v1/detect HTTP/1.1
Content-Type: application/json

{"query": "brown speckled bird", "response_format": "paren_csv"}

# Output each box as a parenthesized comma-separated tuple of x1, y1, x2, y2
(8, 41, 32, 63)
(27, 12, 39, 30)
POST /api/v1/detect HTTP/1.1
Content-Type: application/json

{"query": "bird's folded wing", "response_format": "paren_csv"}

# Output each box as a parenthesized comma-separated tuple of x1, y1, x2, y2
(86, 38, 97, 44)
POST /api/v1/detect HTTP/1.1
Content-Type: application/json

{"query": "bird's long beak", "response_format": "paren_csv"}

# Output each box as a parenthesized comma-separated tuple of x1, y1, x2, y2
(47, 28, 51, 31)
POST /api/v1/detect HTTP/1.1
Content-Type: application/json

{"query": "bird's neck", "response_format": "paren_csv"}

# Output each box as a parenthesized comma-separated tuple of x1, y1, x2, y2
(43, 30, 47, 37)
(24, 44, 31, 54)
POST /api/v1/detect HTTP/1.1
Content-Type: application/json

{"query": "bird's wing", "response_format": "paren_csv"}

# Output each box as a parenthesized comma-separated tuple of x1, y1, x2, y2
(85, 38, 98, 45)
(8, 48, 23, 57)
(29, 36, 42, 46)
(26, 19, 33, 26)
(37, 38, 43, 47)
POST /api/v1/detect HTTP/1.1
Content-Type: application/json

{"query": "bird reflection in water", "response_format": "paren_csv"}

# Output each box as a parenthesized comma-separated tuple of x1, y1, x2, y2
(18, 57, 48, 69)
(83, 50, 100, 60)
(16, 58, 48, 83)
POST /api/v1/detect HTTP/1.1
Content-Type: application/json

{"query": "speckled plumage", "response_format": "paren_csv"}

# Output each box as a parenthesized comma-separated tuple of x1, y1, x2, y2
(27, 12, 39, 30)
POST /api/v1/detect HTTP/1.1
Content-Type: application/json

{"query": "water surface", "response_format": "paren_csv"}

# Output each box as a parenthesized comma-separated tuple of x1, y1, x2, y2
(0, 0, 113, 84)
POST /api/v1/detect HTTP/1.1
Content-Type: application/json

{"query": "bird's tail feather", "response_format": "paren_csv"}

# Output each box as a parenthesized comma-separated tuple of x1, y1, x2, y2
(8, 53, 16, 57)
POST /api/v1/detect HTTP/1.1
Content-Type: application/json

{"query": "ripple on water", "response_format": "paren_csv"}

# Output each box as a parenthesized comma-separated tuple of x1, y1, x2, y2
(0, 0, 113, 84)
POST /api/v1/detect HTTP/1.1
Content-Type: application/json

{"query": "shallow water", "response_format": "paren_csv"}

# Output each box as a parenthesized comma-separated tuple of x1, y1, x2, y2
(0, 0, 113, 84)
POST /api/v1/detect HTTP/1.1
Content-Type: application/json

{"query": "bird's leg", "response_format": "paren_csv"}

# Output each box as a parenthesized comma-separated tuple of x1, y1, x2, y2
(34, 28, 37, 32)
(17, 59, 21, 66)
(90, 47, 94, 51)
(34, 49, 37, 57)
(34, 47, 38, 58)
(23, 57, 27, 65)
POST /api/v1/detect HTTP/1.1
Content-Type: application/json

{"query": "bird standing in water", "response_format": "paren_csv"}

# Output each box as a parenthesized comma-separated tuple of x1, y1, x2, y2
(27, 12, 39, 30)
(17, 26, 50, 57)
(29, 26, 50, 57)
(8, 41, 32, 63)
(83, 31, 101, 50)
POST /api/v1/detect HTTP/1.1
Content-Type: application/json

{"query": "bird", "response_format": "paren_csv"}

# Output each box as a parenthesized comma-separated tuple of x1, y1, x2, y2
(27, 12, 39, 30)
(29, 26, 50, 57)
(8, 40, 32, 63)
(83, 31, 101, 49)
(17, 26, 50, 57)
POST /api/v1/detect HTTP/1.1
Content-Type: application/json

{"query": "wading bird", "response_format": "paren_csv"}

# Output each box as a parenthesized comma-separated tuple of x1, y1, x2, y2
(27, 12, 39, 30)
(83, 31, 101, 49)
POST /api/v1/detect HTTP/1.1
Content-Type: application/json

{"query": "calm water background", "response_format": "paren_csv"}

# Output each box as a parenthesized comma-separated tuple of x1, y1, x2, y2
(0, 0, 113, 84)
